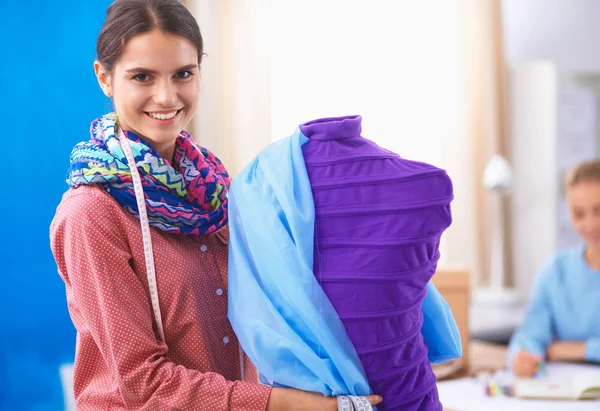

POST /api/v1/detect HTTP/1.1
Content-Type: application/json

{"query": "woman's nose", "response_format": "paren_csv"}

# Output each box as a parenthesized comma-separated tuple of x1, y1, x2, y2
(154, 81, 177, 107)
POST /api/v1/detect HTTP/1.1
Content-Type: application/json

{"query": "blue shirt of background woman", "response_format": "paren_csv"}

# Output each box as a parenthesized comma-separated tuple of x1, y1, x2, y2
(508, 160, 600, 378)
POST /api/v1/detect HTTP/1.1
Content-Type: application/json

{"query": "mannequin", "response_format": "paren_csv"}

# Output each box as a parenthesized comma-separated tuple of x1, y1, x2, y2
(228, 115, 460, 411)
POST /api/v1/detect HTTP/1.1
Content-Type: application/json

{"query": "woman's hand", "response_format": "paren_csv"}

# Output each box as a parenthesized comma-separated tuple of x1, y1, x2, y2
(266, 387, 383, 411)
(512, 349, 541, 378)
(546, 341, 586, 362)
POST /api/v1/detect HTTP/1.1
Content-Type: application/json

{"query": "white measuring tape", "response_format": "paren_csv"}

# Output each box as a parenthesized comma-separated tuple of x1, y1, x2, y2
(117, 128, 165, 342)
(338, 395, 374, 411)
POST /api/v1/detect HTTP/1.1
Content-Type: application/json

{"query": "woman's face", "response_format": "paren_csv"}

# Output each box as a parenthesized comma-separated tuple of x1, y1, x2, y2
(95, 29, 200, 159)
(566, 180, 600, 248)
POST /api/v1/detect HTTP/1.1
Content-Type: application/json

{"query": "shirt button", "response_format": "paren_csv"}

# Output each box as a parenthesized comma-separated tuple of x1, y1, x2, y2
(223, 336, 230, 344)
(200, 245, 208, 252)
(216, 288, 223, 296)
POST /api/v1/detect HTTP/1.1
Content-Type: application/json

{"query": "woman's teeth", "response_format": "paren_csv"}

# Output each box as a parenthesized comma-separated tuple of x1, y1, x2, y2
(147, 110, 178, 120)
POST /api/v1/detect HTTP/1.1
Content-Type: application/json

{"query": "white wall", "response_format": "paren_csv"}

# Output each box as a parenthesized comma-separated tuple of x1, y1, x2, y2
(502, 0, 600, 72)
(503, 0, 600, 295)
(268, 0, 461, 169)
(509, 62, 558, 296)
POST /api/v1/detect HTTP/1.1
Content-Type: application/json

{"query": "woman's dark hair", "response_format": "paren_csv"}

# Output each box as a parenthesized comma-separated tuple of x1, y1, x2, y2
(97, 0, 203, 74)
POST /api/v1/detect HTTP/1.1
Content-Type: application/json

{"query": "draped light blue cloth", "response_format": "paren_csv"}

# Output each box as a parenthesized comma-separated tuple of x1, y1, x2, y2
(227, 127, 461, 396)
(421, 283, 462, 364)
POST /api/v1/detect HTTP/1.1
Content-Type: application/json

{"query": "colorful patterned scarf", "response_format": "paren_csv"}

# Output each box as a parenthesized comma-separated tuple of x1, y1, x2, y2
(66, 113, 230, 236)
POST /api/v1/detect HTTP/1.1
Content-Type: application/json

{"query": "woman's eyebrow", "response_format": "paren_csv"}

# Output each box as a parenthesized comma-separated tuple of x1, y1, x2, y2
(124, 64, 199, 74)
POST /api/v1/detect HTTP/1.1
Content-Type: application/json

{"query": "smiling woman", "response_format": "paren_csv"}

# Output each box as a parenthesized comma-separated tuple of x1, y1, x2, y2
(51, 0, 262, 409)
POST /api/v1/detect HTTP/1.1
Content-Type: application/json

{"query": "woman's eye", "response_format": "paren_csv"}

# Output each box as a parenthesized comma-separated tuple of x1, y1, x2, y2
(176, 71, 192, 79)
(134, 73, 149, 82)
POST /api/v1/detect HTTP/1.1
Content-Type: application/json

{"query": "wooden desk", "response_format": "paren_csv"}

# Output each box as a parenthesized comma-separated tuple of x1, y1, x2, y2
(432, 267, 470, 368)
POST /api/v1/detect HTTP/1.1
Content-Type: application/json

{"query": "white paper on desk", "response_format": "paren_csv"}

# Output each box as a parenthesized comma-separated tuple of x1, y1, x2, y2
(437, 363, 600, 411)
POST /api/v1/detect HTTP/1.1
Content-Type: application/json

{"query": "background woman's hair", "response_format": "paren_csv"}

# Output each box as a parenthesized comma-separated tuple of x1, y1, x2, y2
(564, 159, 600, 188)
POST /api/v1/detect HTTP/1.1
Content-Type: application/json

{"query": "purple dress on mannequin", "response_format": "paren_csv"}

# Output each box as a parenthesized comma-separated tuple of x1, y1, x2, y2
(300, 115, 453, 411)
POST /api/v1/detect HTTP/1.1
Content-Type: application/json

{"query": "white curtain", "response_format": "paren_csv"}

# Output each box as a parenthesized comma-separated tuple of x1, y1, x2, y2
(184, 0, 273, 176)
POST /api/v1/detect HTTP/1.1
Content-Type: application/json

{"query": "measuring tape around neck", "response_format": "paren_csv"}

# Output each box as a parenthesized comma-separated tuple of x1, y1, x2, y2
(117, 128, 165, 342)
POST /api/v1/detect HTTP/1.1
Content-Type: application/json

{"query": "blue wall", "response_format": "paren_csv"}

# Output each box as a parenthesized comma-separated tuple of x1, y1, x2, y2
(0, 1, 113, 409)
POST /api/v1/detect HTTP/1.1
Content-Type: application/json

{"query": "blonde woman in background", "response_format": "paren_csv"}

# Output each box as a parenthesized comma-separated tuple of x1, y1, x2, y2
(509, 160, 600, 378)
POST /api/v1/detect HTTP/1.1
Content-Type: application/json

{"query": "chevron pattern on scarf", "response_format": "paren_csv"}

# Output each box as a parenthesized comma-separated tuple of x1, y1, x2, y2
(66, 113, 230, 235)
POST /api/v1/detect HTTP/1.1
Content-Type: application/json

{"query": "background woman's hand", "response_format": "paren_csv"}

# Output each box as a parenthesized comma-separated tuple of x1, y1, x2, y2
(266, 387, 383, 411)
(512, 349, 541, 378)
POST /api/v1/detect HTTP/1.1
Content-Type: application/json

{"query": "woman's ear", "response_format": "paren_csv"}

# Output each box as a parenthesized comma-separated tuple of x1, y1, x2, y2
(94, 60, 112, 98)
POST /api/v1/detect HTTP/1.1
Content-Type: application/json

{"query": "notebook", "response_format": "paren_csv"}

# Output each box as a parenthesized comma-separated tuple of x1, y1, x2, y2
(515, 372, 600, 400)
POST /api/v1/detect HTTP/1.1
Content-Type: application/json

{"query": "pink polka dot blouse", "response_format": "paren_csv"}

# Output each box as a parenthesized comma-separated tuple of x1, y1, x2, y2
(50, 185, 273, 410)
